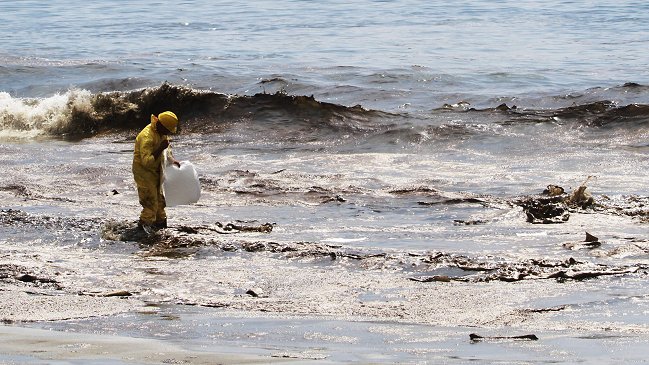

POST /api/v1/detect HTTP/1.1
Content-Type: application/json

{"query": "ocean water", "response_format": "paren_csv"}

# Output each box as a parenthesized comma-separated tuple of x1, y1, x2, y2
(1, 1, 648, 363)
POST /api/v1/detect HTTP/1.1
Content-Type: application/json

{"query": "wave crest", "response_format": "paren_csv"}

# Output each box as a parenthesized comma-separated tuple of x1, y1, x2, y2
(0, 83, 382, 140)
(1, 83, 648, 142)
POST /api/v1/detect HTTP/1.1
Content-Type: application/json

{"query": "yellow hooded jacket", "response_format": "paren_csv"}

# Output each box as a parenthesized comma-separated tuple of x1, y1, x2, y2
(133, 119, 169, 180)
(132, 117, 170, 224)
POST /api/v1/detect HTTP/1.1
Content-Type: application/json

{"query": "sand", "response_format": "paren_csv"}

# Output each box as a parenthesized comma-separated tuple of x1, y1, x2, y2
(0, 325, 304, 365)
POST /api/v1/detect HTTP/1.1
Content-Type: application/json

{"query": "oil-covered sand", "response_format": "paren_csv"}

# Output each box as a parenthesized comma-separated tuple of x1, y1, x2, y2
(1, 135, 648, 363)
(1, 203, 648, 363)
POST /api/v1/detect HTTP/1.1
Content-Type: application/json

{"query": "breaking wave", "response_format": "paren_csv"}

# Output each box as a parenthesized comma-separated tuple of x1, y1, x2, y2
(1, 83, 648, 141)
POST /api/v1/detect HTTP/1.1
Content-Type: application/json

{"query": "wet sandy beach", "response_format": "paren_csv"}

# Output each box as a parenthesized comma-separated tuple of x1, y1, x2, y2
(1, 208, 648, 363)
(0, 325, 303, 365)
(1, 134, 648, 363)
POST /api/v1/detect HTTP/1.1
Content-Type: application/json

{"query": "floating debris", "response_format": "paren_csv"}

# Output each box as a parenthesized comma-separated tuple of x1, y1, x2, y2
(543, 184, 565, 196)
(516, 179, 600, 224)
(246, 288, 265, 297)
(517, 196, 570, 224)
(101, 290, 133, 297)
(566, 176, 596, 208)
(469, 333, 539, 342)
(563, 232, 602, 250)
(215, 221, 274, 233)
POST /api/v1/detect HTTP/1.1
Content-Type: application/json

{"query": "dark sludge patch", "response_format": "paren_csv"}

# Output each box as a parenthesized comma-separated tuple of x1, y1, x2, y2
(389, 186, 441, 195)
(563, 232, 603, 250)
(215, 221, 274, 233)
(517, 196, 570, 224)
(514, 180, 599, 224)
(515, 183, 648, 224)
(320, 195, 347, 204)
(404, 181, 645, 225)
(445, 98, 649, 130)
(469, 333, 539, 342)
(101, 220, 150, 242)
(600, 195, 649, 223)
(409, 255, 644, 283)
(418, 197, 488, 207)
(101, 219, 277, 258)
(0, 184, 75, 203)
(139, 234, 201, 259)
(4, 209, 647, 285)
(103, 219, 275, 242)
(258, 77, 288, 85)
(398, 188, 494, 208)
(0, 264, 62, 290)
(101, 221, 204, 258)
(100, 221, 648, 283)
(453, 219, 488, 225)
(207, 170, 352, 204)
(0, 184, 32, 198)
(0, 209, 100, 231)
(525, 305, 569, 313)
(510, 100, 648, 128)
(305, 186, 347, 204)
(589, 103, 649, 128)
(103, 220, 390, 262)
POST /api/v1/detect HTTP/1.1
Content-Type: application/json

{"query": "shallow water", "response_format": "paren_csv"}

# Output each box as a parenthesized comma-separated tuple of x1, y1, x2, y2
(1, 116, 648, 363)
(27, 304, 649, 364)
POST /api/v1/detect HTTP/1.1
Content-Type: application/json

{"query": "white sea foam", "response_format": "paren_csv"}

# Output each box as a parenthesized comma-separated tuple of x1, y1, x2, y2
(322, 237, 367, 243)
(0, 89, 94, 140)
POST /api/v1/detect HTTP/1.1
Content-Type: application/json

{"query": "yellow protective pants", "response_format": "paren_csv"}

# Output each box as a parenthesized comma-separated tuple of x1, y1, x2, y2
(135, 174, 166, 225)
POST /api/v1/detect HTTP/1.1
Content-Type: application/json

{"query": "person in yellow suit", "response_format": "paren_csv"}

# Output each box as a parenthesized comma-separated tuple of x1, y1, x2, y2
(132, 111, 180, 232)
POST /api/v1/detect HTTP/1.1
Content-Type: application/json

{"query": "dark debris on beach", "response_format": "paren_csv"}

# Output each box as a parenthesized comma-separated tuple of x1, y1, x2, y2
(0, 263, 62, 290)
(1, 180, 647, 296)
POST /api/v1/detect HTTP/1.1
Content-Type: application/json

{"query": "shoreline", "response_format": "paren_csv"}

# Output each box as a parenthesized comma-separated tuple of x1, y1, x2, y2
(1, 208, 648, 363)
(2, 264, 649, 364)
(0, 324, 305, 365)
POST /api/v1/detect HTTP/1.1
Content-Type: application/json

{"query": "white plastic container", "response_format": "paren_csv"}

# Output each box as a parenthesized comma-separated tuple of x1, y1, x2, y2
(162, 150, 201, 206)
